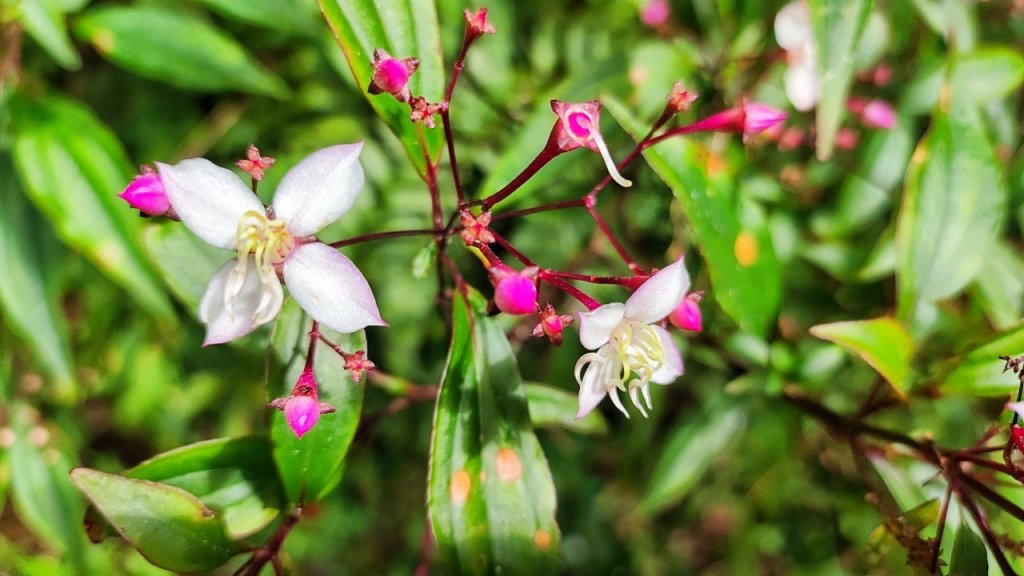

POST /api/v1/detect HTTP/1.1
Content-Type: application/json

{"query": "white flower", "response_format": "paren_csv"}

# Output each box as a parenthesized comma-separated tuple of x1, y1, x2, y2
(156, 143, 384, 345)
(775, 0, 819, 111)
(574, 258, 689, 419)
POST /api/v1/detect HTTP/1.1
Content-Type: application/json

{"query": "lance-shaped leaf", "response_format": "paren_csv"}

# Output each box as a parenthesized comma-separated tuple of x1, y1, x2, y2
(524, 383, 607, 435)
(949, 521, 988, 576)
(937, 323, 1024, 397)
(896, 105, 1006, 327)
(123, 436, 284, 540)
(319, 0, 444, 177)
(71, 468, 242, 573)
(809, 317, 913, 397)
(269, 299, 366, 504)
(10, 92, 174, 321)
(428, 290, 560, 574)
(74, 6, 289, 98)
(807, 0, 872, 160)
(0, 155, 74, 396)
(17, 0, 82, 69)
(143, 222, 227, 314)
(604, 96, 781, 337)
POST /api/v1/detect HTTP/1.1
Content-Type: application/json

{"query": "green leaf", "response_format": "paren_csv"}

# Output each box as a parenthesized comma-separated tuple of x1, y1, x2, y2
(949, 521, 988, 576)
(947, 48, 1024, 108)
(269, 299, 366, 504)
(0, 154, 74, 394)
(938, 323, 1024, 396)
(970, 240, 1024, 331)
(641, 406, 746, 514)
(143, 222, 226, 313)
(428, 290, 560, 574)
(192, 0, 319, 35)
(605, 96, 781, 337)
(909, 0, 976, 52)
(71, 468, 242, 573)
(10, 92, 174, 321)
(74, 6, 289, 98)
(124, 437, 283, 540)
(809, 318, 913, 396)
(524, 383, 607, 435)
(16, 0, 81, 69)
(319, 0, 445, 177)
(807, 0, 872, 160)
(896, 106, 1006, 326)
(8, 405, 88, 572)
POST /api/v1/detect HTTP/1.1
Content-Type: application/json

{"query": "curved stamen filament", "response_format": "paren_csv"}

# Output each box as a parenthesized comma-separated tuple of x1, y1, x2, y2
(226, 210, 295, 319)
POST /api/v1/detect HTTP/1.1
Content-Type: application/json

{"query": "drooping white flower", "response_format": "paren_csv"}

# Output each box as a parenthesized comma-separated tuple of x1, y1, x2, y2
(574, 258, 689, 419)
(156, 144, 384, 345)
(775, 1, 819, 111)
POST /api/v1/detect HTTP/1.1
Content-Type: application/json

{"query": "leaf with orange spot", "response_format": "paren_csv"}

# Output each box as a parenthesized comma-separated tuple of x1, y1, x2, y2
(427, 290, 560, 574)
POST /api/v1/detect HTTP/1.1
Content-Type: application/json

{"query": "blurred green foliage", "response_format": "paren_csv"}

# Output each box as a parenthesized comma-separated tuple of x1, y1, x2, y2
(1, 0, 1024, 574)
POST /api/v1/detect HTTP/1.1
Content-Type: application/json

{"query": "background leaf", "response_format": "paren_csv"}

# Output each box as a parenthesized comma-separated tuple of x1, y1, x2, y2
(427, 290, 560, 575)
(10, 92, 174, 321)
(15, 0, 81, 69)
(809, 318, 913, 395)
(319, 0, 445, 177)
(74, 6, 289, 98)
(807, 0, 873, 160)
(524, 382, 607, 435)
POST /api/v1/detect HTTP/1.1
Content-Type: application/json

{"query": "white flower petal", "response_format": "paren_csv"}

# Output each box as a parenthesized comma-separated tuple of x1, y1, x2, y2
(628, 386, 648, 418)
(785, 60, 820, 111)
(651, 325, 684, 384)
(624, 257, 690, 324)
(1009, 401, 1024, 420)
(157, 159, 263, 249)
(774, 0, 811, 51)
(608, 387, 630, 418)
(575, 352, 610, 420)
(578, 303, 625, 349)
(283, 242, 384, 333)
(199, 259, 281, 345)
(272, 143, 365, 237)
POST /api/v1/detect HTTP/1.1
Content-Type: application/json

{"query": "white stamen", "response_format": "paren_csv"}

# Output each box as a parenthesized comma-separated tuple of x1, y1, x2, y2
(591, 132, 632, 188)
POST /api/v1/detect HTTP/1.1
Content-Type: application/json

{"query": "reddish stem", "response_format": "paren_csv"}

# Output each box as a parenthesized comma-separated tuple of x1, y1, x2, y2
(304, 321, 319, 371)
(329, 228, 443, 248)
(491, 198, 586, 221)
(476, 130, 563, 210)
(540, 269, 647, 289)
(491, 231, 535, 267)
(542, 276, 601, 310)
(586, 202, 640, 272)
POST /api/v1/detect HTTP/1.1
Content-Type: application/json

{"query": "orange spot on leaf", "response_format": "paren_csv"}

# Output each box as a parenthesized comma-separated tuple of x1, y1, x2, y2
(495, 448, 522, 482)
(734, 232, 758, 267)
(450, 469, 471, 505)
(534, 529, 553, 550)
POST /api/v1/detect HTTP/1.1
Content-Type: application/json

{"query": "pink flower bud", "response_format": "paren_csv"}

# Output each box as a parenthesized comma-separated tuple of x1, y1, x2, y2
(532, 304, 574, 346)
(742, 102, 788, 135)
(665, 81, 698, 115)
(464, 7, 496, 40)
(491, 265, 539, 315)
(369, 49, 420, 103)
(550, 100, 632, 187)
(269, 369, 336, 439)
(669, 293, 702, 332)
(1014, 425, 1024, 454)
(119, 166, 171, 216)
(640, 0, 670, 28)
(860, 99, 896, 129)
(835, 127, 859, 150)
(284, 394, 321, 439)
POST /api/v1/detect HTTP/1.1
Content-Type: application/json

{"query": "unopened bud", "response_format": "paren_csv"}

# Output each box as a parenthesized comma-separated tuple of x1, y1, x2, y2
(269, 368, 336, 439)
(640, 0, 670, 28)
(491, 265, 539, 315)
(669, 292, 703, 332)
(848, 98, 896, 130)
(119, 166, 172, 217)
(742, 102, 788, 135)
(369, 49, 420, 103)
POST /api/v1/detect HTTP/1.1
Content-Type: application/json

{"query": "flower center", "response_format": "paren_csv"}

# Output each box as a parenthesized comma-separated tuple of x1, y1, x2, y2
(224, 210, 294, 321)
(575, 320, 666, 395)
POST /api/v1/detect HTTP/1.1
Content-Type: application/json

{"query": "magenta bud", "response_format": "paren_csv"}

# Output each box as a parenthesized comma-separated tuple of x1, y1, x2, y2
(640, 0, 670, 28)
(284, 395, 321, 438)
(492, 265, 539, 315)
(369, 49, 419, 103)
(669, 294, 702, 332)
(742, 102, 788, 135)
(119, 167, 170, 216)
(860, 99, 896, 129)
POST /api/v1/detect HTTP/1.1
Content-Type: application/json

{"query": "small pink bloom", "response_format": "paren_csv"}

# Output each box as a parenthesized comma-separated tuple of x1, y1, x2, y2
(550, 100, 632, 187)
(665, 81, 698, 115)
(119, 166, 171, 216)
(640, 0, 670, 28)
(459, 210, 495, 245)
(491, 265, 539, 315)
(342, 350, 375, 383)
(409, 96, 442, 128)
(669, 293, 702, 332)
(235, 145, 276, 182)
(533, 304, 574, 346)
(369, 49, 420, 103)
(464, 7, 496, 40)
(835, 127, 859, 150)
